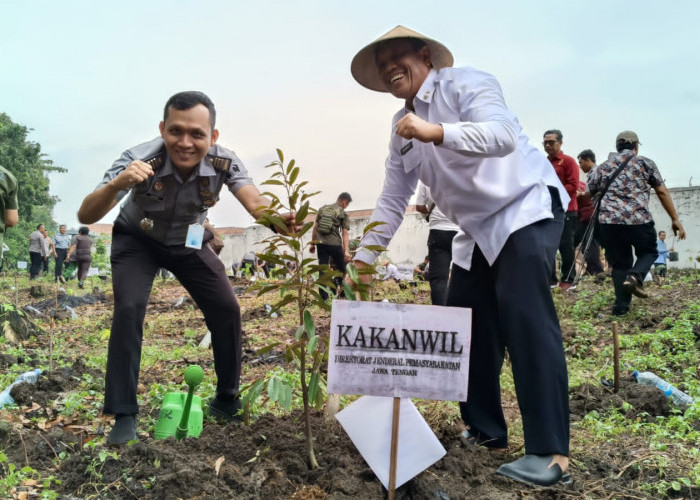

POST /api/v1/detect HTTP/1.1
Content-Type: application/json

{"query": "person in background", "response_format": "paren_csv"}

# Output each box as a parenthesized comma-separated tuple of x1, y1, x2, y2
(414, 255, 429, 281)
(653, 230, 670, 278)
(588, 131, 686, 316)
(66, 226, 92, 289)
(309, 192, 353, 300)
(415, 181, 458, 304)
(543, 129, 579, 291)
(53, 225, 71, 283)
(28, 224, 46, 279)
(350, 26, 570, 485)
(41, 228, 53, 276)
(574, 150, 605, 277)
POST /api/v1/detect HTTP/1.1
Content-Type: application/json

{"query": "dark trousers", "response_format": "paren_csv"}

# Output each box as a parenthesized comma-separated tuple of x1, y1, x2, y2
(54, 248, 68, 278)
(42, 256, 50, 274)
(597, 222, 658, 311)
(29, 251, 43, 279)
(103, 225, 242, 415)
(427, 229, 457, 306)
(552, 211, 577, 283)
(573, 220, 604, 275)
(77, 257, 92, 282)
(316, 243, 346, 301)
(447, 215, 569, 456)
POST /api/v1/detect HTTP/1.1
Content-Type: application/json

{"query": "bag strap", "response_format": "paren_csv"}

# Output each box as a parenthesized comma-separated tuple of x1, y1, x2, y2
(591, 153, 635, 222)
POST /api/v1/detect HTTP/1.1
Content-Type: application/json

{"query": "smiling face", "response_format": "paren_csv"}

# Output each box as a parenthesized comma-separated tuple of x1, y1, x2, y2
(159, 104, 219, 174)
(375, 39, 432, 103)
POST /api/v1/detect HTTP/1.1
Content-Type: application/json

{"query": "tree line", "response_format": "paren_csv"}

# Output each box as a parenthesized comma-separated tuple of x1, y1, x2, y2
(0, 112, 66, 267)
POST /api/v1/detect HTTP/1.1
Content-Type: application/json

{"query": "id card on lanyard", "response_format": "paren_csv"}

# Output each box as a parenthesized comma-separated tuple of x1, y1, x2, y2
(185, 224, 204, 249)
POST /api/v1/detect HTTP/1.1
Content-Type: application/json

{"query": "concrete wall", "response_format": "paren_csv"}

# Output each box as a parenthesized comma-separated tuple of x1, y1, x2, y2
(649, 186, 700, 268)
(220, 186, 700, 271)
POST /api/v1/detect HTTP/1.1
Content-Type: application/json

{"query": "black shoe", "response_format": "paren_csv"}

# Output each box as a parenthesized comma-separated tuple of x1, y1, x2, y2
(622, 275, 648, 298)
(106, 414, 137, 445)
(78, 281, 84, 289)
(611, 305, 630, 316)
(496, 454, 571, 486)
(208, 396, 243, 423)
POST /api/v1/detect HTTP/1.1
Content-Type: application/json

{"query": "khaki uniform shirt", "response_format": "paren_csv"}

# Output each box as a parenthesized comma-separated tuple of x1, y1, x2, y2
(315, 202, 349, 247)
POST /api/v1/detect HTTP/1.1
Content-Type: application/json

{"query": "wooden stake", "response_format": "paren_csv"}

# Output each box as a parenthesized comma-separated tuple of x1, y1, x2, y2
(388, 397, 401, 500)
(613, 321, 620, 393)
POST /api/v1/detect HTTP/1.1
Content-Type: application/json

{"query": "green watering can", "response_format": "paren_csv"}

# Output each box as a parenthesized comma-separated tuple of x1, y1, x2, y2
(154, 365, 204, 440)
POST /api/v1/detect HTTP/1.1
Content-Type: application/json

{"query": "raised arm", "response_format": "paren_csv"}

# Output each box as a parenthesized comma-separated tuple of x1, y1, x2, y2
(654, 184, 686, 239)
(78, 161, 154, 224)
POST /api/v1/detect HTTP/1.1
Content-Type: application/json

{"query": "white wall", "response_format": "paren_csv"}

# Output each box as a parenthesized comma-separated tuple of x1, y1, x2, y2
(649, 187, 700, 268)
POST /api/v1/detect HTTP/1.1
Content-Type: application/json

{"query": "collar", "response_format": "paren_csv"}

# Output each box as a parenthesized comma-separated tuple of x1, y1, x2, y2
(549, 151, 566, 161)
(158, 154, 216, 182)
(410, 68, 439, 108)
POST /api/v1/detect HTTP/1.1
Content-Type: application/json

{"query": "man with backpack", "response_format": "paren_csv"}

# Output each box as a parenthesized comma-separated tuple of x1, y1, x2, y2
(310, 192, 352, 300)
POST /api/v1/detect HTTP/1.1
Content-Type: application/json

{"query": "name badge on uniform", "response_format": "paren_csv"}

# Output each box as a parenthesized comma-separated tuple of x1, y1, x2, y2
(185, 224, 204, 249)
(400, 141, 413, 156)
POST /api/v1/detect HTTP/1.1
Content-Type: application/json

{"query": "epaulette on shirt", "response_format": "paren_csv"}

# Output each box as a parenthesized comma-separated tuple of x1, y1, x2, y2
(143, 152, 165, 171)
(207, 155, 239, 173)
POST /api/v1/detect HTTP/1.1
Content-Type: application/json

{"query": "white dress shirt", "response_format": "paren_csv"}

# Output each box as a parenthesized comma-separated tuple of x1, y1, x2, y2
(356, 67, 568, 270)
(415, 181, 459, 232)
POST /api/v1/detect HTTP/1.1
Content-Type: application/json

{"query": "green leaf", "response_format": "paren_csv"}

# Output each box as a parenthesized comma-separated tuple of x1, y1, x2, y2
(261, 179, 284, 186)
(256, 342, 281, 355)
(276, 149, 284, 163)
(363, 221, 387, 234)
(268, 378, 280, 402)
(279, 382, 293, 409)
(307, 335, 318, 355)
(295, 325, 305, 340)
(308, 372, 320, 404)
(295, 202, 309, 223)
(289, 166, 299, 185)
(303, 309, 315, 338)
(343, 281, 357, 300)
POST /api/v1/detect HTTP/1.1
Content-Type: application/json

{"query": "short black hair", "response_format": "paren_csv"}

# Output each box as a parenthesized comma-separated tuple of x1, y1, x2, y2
(658, 230, 666, 236)
(36, 223, 44, 230)
(578, 149, 596, 163)
(78, 226, 89, 236)
(616, 141, 637, 153)
(543, 129, 563, 142)
(338, 192, 353, 203)
(163, 91, 216, 130)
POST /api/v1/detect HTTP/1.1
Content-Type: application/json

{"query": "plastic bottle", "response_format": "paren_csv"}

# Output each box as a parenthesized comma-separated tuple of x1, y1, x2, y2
(0, 369, 42, 408)
(632, 371, 694, 407)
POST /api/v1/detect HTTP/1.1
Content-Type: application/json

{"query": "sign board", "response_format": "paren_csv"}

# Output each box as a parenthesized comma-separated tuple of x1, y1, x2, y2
(17, 261, 27, 269)
(328, 300, 471, 401)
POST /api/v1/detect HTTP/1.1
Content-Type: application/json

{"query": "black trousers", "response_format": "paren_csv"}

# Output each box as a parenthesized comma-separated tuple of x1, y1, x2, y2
(427, 229, 457, 306)
(29, 251, 43, 279)
(54, 248, 68, 278)
(552, 211, 577, 283)
(573, 220, 604, 275)
(103, 225, 242, 415)
(316, 243, 346, 301)
(597, 222, 657, 310)
(447, 218, 569, 455)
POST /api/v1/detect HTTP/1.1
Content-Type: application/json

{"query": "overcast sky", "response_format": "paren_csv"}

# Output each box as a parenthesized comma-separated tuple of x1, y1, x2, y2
(2, 0, 698, 229)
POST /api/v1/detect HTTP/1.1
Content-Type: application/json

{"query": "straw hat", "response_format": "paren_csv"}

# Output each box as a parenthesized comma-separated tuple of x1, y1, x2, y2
(351, 25, 454, 92)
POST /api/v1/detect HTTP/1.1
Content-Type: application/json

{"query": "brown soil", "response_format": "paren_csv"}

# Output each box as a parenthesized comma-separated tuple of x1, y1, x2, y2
(1, 273, 699, 499)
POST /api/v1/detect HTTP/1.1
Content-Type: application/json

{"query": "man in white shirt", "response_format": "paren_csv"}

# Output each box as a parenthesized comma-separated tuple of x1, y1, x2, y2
(415, 181, 459, 305)
(350, 26, 570, 486)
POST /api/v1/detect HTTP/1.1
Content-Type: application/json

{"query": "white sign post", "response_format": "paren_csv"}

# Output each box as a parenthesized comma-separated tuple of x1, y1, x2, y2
(329, 300, 471, 498)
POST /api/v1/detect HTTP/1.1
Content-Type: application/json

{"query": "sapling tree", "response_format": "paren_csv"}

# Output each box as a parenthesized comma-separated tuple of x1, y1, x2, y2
(242, 150, 383, 468)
